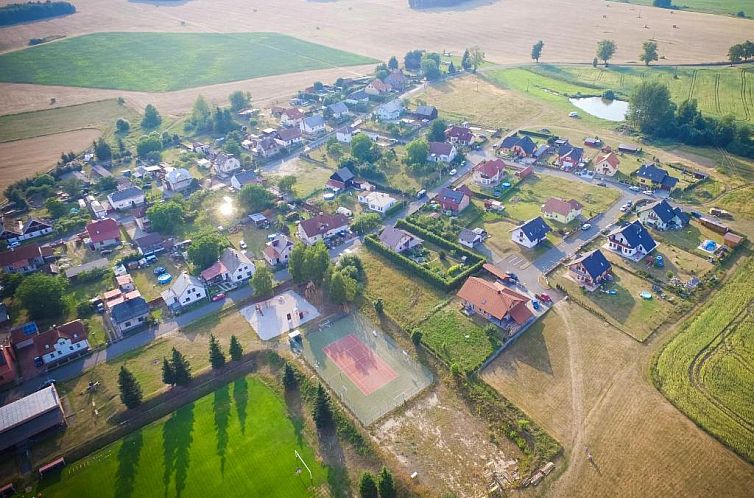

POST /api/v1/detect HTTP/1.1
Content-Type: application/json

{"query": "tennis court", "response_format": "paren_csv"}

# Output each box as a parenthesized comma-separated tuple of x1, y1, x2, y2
(302, 313, 433, 426)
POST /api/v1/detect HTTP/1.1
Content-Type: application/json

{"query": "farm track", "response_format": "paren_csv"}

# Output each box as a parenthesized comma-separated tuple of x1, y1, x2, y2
(688, 304, 754, 436)
(740, 70, 751, 121)
(688, 70, 698, 101)
(714, 73, 722, 115)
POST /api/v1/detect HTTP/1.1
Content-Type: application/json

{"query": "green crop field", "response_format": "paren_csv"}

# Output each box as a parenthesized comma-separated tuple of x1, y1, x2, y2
(32, 376, 328, 498)
(484, 64, 754, 122)
(609, 0, 754, 17)
(0, 32, 377, 92)
(654, 257, 754, 463)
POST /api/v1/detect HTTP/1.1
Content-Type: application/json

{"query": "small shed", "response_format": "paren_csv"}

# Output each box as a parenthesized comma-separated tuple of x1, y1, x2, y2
(248, 213, 270, 228)
(723, 232, 744, 248)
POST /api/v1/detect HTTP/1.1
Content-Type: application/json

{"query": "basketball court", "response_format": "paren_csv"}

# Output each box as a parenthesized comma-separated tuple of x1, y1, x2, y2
(302, 313, 433, 426)
(240, 290, 320, 340)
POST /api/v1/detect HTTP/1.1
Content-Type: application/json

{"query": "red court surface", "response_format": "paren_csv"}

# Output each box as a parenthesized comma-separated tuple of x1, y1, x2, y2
(323, 334, 398, 396)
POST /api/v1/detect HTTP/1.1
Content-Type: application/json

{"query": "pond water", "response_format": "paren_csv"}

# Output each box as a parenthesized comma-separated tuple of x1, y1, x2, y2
(569, 96, 629, 121)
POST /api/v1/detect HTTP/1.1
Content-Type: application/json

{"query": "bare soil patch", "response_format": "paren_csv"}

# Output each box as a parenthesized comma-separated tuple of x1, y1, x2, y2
(0, 128, 100, 188)
(482, 303, 754, 497)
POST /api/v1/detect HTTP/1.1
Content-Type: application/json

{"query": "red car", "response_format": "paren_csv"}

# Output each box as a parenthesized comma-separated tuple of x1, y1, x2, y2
(536, 293, 553, 304)
(211, 293, 226, 302)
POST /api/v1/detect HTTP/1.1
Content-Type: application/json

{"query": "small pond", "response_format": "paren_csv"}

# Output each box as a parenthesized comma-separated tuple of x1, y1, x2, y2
(569, 96, 629, 121)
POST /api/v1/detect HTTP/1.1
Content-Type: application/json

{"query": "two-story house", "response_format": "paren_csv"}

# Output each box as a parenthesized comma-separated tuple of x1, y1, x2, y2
(165, 168, 194, 191)
(86, 218, 121, 249)
(109, 295, 150, 335)
(473, 159, 506, 186)
(263, 234, 294, 266)
(0, 244, 49, 274)
(297, 213, 350, 245)
(637, 200, 689, 230)
(33, 320, 90, 368)
(457, 277, 533, 328)
(427, 142, 457, 163)
(510, 217, 551, 248)
(568, 249, 612, 290)
(435, 186, 471, 214)
(200, 248, 255, 285)
(161, 272, 208, 310)
(542, 197, 583, 224)
(606, 220, 657, 260)
(444, 125, 473, 146)
(213, 153, 241, 178)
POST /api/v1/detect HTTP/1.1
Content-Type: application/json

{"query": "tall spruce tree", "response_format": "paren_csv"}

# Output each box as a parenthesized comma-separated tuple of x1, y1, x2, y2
(377, 467, 397, 498)
(312, 383, 333, 429)
(162, 357, 175, 386)
(229, 335, 243, 361)
(208, 334, 226, 370)
(118, 366, 143, 409)
(283, 362, 297, 391)
(171, 347, 192, 386)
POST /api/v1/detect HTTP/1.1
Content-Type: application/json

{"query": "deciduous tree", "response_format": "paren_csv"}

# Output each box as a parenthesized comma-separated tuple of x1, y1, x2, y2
(228, 90, 251, 112)
(141, 104, 161, 129)
(187, 232, 226, 271)
(238, 184, 274, 212)
(596, 40, 617, 66)
(146, 201, 184, 234)
(250, 265, 274, 298)
(406, 138, 429, 166)
(428, 119, 447, 142)
(16, 274, 67, 319)
(531, 40, 544, 62)
(640, 40, 659, 66)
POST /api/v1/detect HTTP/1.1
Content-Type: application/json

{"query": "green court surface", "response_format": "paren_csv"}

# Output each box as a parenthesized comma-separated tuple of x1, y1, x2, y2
(302, 313, 433, 426)
(34, 376, 327, 498)
(0, 32, 377, 91)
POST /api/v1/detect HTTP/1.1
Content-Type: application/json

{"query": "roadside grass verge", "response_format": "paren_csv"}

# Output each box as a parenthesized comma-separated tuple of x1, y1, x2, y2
(654, 256, 754, 463)
(0, 32, 377, 91)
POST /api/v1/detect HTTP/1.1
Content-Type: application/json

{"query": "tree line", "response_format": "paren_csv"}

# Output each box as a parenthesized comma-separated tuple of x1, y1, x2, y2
(0, 1, 75, 27)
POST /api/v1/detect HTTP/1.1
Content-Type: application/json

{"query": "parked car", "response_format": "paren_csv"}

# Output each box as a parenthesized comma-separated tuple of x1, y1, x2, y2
(449, 168, 457, 176)
(536, 293, 553, 304)
(596, 182, 607, 187)
(153, 266, 166, 275)
(581, 223, 592, 231)
(239, 240, 247, 250)
(642, 190, 654, 196)
(212, 293, 226, 302)
(629, 185, 641, 192)
(417, 189, 427, 198)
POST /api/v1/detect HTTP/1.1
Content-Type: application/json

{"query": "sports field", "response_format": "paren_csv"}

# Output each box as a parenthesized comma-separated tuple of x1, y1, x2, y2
(302, 313, 433, 425)
(33, 376, 328, 498)
(0, 32, 377, 92)
(484, 64, 754, 122)
(654, 257, 754, 463)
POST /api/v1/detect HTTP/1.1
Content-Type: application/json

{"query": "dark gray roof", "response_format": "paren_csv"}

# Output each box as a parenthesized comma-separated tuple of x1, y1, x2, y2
(437, 187, 466, 205)
(108, 186, 143, 202)
(0, 385, 61, 434)
(331, 167, 354, 183)
(110, 297, 149, 323)
(612, 221, 657, 252)
(232, 170, 258, 187)
(571, 249, 611, 280)
(650, 200, 675, 224)
(518, 217, 551, 241)
(636, 163, 678, 189)
(458, 228, 479, 244)
(328, 102, 349, 114)
(415, 105, 436, 117)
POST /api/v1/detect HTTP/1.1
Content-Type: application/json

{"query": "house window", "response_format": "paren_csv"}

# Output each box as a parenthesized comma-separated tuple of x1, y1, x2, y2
(185, 297, 191, 303)
(69, 346, 74, 351)
(125, 321, 131, 327)
(138, 316, 144, 322)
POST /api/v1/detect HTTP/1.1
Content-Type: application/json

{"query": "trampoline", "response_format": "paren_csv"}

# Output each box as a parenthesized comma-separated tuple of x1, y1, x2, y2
(640, 291, 652, 300)
(157, 273, 172, 285)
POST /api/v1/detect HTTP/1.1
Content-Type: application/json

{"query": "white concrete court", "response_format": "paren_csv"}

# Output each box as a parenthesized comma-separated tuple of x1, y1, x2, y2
(240, 290, 320, 340)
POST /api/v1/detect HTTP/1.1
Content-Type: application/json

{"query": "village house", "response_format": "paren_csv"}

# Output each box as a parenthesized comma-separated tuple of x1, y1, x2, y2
(358, 191, 397, 214)
(33, 321, 90, 368)
(88, 198, 108, 219)
(109, 295, 150, 335)
(637, 200, 689, 230)
(0, 243, 51, 274)
(231, 170, 260, 190)
(556, 144, 584, 170)
(200, 248, 255, 285)
(427, 141, 457, 163)
(336, 126, 358, 143)
(107, 186, 145, 211)
(327, 167, 356, 191)
(300, 115, 326, 136)
(165, 168, 194, 192)
(606, 220, 657, 260)
(378, 226, 423, 253)
(457, 277, 534, 328)
(435, 186, 471, 214)
(297, 213, 350, 245)
(569, 249, 612, 290)
(375, 100, 404, 121)
(0, 218, 53, 246)
(263, 234, 294, 267)
(213, 153, 241, 177)
(365, 79, 392, 96)
(542, 197, 583, 224)
(161, 272, 208, 311)
(634, 163, 679, 191)
(594, 151, 620, 176)
(253, 136, 283, 159)
(327, 102, 350, 120)
(414, 105, 438, 120)
(133, 232, 168, 256)
(473, 159, 506, 186)
(511, 217, 551, 248)
(498, 135, 537, 157)
(584, 137, 602, 147)
(384, 70, 409, 91)
(274, 127, 303, 147)
(444, 125, 473, 146)
(86, 218, 120, 249)
(458, 227, 486, 248)
(280, 108, 305, 127)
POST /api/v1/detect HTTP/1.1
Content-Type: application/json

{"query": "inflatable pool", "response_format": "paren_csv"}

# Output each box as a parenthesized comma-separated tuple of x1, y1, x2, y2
(157, 273, 172, 285)
(640, 291, 652, 300)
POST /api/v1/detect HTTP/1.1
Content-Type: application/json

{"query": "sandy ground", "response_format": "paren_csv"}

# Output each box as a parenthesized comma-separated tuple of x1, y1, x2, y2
(0, 128, 101, 189)
(482, 303, 754, 497)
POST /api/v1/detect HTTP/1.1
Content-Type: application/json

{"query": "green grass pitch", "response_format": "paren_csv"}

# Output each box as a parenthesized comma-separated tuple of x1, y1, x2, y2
(0, 32, 377, 92)
(33, 376, 328, 498)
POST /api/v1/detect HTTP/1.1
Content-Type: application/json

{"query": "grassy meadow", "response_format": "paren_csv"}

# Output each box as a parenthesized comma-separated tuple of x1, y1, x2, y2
(654, 257, 754, 463)
(0, 32, 376, 91)
(32, 376, 328, 498)
(484, 64, 754, 122)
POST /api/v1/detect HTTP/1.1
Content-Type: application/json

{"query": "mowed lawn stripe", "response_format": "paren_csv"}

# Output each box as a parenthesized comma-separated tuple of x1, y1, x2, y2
(37, 377, 327, 497)
(0, 32, 377, 91)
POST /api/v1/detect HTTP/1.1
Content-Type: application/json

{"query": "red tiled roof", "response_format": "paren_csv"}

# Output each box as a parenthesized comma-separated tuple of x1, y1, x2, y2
(299, 213, 349, 238)
(542, 197, 582, 217)
(457, 277, 532, 324)
(0, 243, 42, 267)
(475, 159, 506, 178)
(282, 108, 304, 120)
(86, 218, 120, 244)
(596, 152, 620, 168)
(33, 320, 88, 357)
(200, 260, 228, 281)
(445, 125, 473, 140)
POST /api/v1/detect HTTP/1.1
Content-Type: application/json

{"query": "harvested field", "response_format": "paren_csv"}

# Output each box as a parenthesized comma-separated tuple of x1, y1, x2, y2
(608, 0, 754, 16)
(0, 128, 101, 189)
(482, 302, 754, 497)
